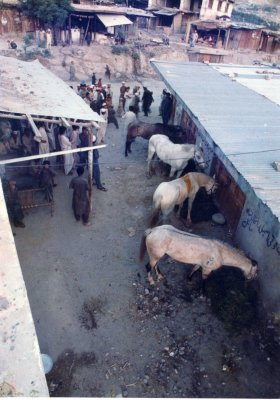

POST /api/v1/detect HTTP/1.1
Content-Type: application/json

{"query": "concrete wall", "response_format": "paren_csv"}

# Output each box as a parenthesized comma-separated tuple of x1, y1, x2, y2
(236, 194, 280, 316)
(200, 0, 233, 19)
(0, 181, 49, 397)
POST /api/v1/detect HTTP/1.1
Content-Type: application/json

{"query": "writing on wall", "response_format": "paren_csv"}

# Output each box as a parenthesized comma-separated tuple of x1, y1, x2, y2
(241, 207, 280, 256)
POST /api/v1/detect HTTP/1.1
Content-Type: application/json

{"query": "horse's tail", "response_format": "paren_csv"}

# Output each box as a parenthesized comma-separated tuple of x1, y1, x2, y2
(149, 207, 161, 228)
(139, 228, 153, 262)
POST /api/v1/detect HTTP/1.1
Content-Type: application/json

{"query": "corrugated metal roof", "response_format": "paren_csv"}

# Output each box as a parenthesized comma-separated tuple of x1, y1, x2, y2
(211, 64, 280, 106)
(71, 3, 154, 17)
(0, 56, 103, 122)
(150, 60, 280, 220)
(96, 13, 133, 27)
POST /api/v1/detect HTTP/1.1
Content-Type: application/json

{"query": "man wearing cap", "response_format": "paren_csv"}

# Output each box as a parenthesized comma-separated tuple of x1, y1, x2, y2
(97, 106, 108, 143)
(78, 82, 87, 98)
(69, 166, 91, 225)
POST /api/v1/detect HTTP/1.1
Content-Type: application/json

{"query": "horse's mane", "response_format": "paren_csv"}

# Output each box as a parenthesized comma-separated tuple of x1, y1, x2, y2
(180, 144, 195, 151)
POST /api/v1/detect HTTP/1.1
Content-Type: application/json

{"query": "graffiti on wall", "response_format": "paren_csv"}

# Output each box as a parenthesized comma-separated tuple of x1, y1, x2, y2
(241, 207, 280, 256)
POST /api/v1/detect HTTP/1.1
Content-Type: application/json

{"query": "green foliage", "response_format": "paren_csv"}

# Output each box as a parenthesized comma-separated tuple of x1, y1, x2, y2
(111, 45, 129, 55)
(131, 50, 140, 60)
(23, 48, 52, 60)
(18, 0, 72, 28)
(23, 32, 34, 54)
(232, 9, 280, 32)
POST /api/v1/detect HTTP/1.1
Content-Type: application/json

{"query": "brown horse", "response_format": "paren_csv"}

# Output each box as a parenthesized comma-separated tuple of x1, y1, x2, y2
(125, 121, 184, 157)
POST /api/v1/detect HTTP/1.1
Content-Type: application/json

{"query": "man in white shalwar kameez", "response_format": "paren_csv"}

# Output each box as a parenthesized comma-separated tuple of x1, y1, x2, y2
(34, 123, 49, 159)
(96, 107, 108, 144)
(58, 126, 74, 175)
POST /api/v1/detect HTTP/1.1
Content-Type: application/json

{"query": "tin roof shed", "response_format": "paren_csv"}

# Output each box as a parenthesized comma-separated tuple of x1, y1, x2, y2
(150, 60, 280, 221)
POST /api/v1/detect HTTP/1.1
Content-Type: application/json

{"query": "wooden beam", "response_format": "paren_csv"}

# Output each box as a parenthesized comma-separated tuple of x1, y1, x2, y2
(0, 145, 106, 165)
(60, 117, 71, 128)
(0, 113, 99, 127)
(26, 114, 41, 137)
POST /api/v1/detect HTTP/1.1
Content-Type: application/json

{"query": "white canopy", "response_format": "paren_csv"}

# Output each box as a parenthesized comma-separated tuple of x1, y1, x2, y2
(0, 56, 103, 122)
(96, 14, 133, 28)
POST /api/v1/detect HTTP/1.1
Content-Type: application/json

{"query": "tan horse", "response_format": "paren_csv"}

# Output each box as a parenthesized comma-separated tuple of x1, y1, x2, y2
(139, 225, 258, 286)
(150, 172, 218, 227)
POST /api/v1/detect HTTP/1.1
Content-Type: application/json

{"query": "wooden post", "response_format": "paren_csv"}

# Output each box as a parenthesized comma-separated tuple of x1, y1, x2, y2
(224, 28, 230, 50)
(83, 17, 90, 46)
(87, 128, 93, 214)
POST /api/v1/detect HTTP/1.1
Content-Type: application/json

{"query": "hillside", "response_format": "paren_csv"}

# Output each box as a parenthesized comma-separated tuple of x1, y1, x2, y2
(233, 0, 280, 31)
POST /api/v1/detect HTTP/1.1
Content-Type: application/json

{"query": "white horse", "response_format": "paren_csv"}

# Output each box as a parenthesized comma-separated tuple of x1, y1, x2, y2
(150, 172, 218, 227)
(139, 225, 258, 286)
(147, 134, 206, 178)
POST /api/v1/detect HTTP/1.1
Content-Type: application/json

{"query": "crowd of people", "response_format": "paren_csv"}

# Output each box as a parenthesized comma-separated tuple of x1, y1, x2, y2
(1, 73, 174, 228)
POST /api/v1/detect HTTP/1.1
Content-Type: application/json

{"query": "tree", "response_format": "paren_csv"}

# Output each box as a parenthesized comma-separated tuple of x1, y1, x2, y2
(18, 0, 72, 28)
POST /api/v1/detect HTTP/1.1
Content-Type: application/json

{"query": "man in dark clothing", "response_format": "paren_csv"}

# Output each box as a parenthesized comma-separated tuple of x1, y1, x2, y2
(142, 87, 154, 117)
(69, 166, 90, 225)
(91, 72, 96, 86)
(79, 127, 89, 165)
(92, 135, 107, 191)
(107, 105, 119, 129)
(5, 180, 25, 228)
(105, 64, 111, 80)
(96, 88, 104, 115)
(161, 92, 173, 125)
(39, 160, 56, 202)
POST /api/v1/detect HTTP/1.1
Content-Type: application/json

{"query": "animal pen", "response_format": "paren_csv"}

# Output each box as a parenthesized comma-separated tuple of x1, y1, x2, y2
(150, 59, 280, 321)
(0, 55, 105, 395)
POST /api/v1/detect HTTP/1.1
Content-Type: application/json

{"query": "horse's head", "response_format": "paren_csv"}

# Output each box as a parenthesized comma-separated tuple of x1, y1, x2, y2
(205, 175, 219, 195)
(194, 147, 206, 170)
(246, 260, 258, 280)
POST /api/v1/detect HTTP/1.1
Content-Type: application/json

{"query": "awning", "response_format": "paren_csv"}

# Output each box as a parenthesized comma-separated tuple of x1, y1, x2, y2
(153, 9, 178, 17)
(96, 14, 133, 28)
(0, 56, 103, 122)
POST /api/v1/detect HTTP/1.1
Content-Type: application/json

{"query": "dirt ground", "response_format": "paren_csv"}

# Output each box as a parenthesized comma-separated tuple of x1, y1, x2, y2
(1, 34, 280, 397)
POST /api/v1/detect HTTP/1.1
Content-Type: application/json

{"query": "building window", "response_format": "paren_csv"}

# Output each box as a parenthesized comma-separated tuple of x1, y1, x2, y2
(208, 0, 213, 8)
(217, 1, 223, 11)
(225, 2, 229, 13)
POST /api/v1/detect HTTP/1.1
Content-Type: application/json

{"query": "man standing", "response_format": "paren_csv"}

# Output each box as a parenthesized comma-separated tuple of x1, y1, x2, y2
(92, 135, 107, 191)
(69, 61, 76, 81)
(142, 87, 154, 117)
(58, 126, 74, 175)
(69, 166, 90, 225)
(39, 160, 56, 202)
(34, 122, 49, 159)
(161, 92, 173, 125)
(5, 180, 25, 228)
(46, 29, 52, 50)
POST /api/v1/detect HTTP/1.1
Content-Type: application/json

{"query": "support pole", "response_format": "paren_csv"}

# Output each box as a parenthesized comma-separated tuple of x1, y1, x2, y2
(87, 128, 93, 213)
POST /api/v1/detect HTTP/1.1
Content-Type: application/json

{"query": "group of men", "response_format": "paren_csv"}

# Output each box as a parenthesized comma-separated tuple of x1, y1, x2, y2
(3, 73, 174, 229)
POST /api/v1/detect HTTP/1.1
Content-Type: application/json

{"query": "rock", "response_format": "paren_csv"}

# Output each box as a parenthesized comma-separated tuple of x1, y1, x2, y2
(212, 213, 226, 225)
(127, 227, 136, 237)
(144, 289, 149, 295)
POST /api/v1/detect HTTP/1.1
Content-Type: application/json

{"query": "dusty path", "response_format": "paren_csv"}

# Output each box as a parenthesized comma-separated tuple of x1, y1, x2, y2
(12, 78, 280, 397)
